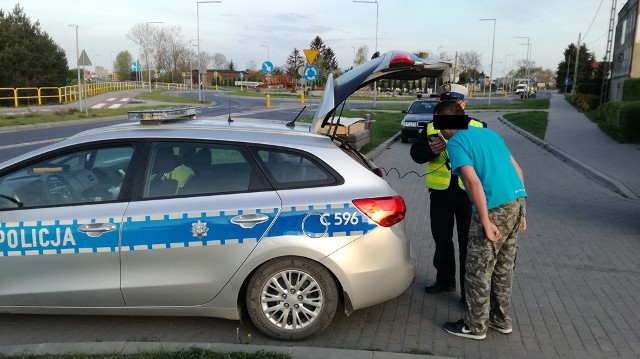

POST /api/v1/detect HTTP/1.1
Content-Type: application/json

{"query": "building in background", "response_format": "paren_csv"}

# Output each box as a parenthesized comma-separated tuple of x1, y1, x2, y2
(610, 0, 639, 101)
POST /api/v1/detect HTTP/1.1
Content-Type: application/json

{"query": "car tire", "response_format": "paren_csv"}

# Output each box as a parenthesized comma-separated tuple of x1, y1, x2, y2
(246, 256, 338, 340)
(401, 133, 408, 143)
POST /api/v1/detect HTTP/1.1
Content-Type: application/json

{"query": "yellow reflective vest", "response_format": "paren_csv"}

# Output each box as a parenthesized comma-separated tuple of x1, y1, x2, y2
(425, 119, 485, 190)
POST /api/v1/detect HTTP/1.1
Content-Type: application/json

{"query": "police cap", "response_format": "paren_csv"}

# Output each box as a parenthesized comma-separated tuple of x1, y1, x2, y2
(437, 83, 469, 101)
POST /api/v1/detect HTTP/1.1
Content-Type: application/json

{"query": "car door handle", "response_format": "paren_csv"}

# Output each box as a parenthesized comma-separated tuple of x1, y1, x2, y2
(78, 223, 117, 238)
(230, 214, 269, 229)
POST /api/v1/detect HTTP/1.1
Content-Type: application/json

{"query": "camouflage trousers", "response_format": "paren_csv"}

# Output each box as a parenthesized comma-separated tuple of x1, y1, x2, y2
(463, 197, 526, 334)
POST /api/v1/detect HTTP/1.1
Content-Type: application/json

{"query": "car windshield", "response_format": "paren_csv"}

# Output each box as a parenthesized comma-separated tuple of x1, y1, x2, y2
(408, 101, 436, 114)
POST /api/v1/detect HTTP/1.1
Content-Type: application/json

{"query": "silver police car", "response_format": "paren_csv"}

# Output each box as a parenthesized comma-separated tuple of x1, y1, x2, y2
(0, 51, 450, 340)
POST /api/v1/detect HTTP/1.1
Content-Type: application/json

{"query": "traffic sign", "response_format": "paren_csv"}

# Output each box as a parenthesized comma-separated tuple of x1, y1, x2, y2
(469, 76, 474, 83)
(261, 61, 273, 74)
(478, 76, 484, 84)
(303, 65, 319, 82)
(160, 67, 166, 75)
(131, 62, 138, 71)
(77, 50, 92, 66)
(239, 72, 245, 79)
(303, 49, 319, 65)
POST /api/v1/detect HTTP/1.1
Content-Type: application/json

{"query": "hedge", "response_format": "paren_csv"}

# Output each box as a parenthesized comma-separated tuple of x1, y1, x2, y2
(605, 101, 640, 142)
(622, 78, 640, 101)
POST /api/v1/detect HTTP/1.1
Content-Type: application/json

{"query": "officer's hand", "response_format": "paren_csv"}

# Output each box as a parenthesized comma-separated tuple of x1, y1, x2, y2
(482, 220, 502, 241)
(430, 142, 446, 154)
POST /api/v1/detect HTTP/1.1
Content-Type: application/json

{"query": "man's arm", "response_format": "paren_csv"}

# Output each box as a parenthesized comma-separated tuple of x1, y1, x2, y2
(510, 155, 524, 185)
(458, 165, 502, 241)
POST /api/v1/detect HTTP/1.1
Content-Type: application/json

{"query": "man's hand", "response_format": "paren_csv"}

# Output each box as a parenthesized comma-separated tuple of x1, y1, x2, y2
(482, 218, 502, 241)
(429, 141, 446, 155)
(519, 217, 527, 232)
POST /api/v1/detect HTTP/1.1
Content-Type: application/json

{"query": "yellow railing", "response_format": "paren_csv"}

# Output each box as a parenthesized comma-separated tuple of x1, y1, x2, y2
(1, 81, 141, 108)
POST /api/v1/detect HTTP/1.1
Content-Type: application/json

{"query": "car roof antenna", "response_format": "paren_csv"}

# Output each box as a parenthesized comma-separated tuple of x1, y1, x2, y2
(227, 93, 233, 124)
(286, 105, 307, 128)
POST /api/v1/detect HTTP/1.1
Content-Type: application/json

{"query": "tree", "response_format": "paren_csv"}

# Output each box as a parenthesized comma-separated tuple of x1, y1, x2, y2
(0, 4, 67, 88)
(246, 60, 257, 71)
(458, 50, 482, 79)
(285, 48, 304, 78)
(212, 52, 227, 70)
(228, 60, 235, 71)
(308, 36, 339, 86)
(126, 23, 156, 81)
(355, 45, 369, 66)
(114, 51, 134, 81)
(555, 43, 596, 92)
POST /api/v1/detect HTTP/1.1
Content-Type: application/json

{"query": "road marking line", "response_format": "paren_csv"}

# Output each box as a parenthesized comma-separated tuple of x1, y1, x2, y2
(120, 98, 129, 102)
(91, 103, 106, 109)
(0, 138, 66, 150)
(108, 104, 122, 109)
(106, 98, 116, 101)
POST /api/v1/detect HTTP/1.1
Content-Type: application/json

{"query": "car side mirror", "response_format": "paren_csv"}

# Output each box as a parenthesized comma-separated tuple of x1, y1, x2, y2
(401, 110, 407, 113)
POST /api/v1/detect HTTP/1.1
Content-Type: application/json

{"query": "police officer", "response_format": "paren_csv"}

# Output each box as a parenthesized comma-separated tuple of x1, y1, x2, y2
(410, 84, 486, 304)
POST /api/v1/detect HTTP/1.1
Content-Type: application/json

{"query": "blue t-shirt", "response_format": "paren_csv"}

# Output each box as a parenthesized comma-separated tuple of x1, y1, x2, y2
(447, 126, 527, 211)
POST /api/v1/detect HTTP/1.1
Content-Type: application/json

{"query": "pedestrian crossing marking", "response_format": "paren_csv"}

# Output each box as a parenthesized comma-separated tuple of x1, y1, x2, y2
(91, 103, 106, 109)
(106, 98, 116, 101)
(120, 98, 129, 102)
(108, 104, 122, 109)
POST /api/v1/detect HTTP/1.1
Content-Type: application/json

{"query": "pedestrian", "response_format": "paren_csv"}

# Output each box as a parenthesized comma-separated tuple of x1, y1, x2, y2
(410, 84, 485, 304)
(434, 100, 527, 340)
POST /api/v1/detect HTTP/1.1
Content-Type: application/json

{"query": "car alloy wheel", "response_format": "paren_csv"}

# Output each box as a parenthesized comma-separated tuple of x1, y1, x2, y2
(246, 256, 338, 340)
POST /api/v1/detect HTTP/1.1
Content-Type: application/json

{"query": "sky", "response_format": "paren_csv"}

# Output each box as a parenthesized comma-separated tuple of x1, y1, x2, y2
(5, 0, 621, 77)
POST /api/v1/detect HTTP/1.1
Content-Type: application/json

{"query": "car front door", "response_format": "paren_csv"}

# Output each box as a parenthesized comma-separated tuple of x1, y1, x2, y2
(120, 141, 280, 307)
(0, 144, 136, 307)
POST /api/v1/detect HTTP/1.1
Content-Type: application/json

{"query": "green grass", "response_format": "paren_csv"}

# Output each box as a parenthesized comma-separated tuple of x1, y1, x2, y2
(6, 348, 290, 359)
(362, 98, 550, 112)
(502, 111, 549, 139)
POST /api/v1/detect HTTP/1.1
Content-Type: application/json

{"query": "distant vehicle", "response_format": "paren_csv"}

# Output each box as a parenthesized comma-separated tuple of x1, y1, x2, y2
(515, 83, 528, 95)
(400, 97, 437, 143)
(495, 87, 504, 95)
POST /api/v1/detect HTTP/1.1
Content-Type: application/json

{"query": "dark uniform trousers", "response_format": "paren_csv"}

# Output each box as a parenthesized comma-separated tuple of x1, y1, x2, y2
(429, 178, 472, 297)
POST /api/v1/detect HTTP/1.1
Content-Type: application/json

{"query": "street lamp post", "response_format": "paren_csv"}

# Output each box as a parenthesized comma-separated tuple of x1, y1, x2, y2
(353, 0, 378, 107)
(197, 0, 222, 102)
(260, 44, 270, 61)
(502, 53, 516, 91)
(514, 36, 530, 80)
(480, 18, 496, 104)
(68, 24, 82, 112)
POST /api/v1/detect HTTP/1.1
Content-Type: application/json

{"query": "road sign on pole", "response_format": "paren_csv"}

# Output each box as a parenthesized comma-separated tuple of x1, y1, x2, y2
(261, 61, 273, 74)
(303, 49, 319, 65)
(77, 50, 92, 66)
(303, 65, 319, 82)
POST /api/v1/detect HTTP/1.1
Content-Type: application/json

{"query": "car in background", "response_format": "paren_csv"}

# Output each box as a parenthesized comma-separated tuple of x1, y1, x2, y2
(495, 87, 504, 95)
(0, 50, 452, 341)
(400, 97, 438, 143)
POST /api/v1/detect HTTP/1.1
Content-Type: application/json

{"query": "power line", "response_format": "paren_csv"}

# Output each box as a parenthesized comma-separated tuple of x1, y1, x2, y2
(584, 0, 605, 40)
(588, 31, 608, 45)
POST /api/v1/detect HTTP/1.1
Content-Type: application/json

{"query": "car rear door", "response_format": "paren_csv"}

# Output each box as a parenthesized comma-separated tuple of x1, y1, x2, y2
(119, 141, 281, 307)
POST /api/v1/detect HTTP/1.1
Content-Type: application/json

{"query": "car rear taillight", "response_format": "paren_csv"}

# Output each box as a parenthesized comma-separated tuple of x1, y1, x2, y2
(389, 52, 415, 68)
(352, 196, 406, 227)
(373, 168, 384, 177)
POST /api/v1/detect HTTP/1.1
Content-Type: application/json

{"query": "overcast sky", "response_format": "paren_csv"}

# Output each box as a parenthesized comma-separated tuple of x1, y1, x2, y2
(7, 0, 618, 75)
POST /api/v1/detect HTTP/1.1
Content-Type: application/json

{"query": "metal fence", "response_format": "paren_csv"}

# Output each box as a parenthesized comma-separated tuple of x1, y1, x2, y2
(0, 81, 190, 108)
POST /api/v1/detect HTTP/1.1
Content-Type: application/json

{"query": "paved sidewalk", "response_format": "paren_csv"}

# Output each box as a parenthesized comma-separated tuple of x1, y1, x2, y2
(542, 93, 639, 198)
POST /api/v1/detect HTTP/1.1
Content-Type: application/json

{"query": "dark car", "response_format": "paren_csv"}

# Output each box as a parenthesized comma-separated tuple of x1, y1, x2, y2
(400, 98, 438, 143)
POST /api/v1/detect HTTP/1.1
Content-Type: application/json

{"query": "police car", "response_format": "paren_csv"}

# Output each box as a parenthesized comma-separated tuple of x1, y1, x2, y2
(0, 51, 450, 340)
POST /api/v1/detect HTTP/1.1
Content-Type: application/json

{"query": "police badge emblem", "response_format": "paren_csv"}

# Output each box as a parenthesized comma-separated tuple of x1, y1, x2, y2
(191, 220, 209, 238)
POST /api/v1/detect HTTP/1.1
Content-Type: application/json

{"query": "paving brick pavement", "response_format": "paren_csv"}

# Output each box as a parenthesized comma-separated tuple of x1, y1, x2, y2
(1, 104, 640, 359)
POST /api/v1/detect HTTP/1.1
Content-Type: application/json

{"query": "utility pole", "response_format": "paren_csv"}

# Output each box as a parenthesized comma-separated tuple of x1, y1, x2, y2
(600, 0, 617, 107)
(571, 33, 581, 101)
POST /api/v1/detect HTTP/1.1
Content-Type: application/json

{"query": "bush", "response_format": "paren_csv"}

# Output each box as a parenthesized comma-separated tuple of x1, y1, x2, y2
(622, 78, 640, 101)
(577, 81, 601, 95)
(605, 101, 640, 142)
(574, 93, 600, 112)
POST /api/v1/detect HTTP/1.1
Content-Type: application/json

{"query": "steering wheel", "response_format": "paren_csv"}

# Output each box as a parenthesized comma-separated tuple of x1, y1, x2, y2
(44, 173, 77, 204)
(0, 194, 22, 208)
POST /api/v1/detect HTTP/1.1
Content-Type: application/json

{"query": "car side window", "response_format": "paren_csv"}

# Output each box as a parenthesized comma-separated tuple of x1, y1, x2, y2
(0, 145, 134, 210)
(253, 147, 335, 189)
(144, 142, 266, 198)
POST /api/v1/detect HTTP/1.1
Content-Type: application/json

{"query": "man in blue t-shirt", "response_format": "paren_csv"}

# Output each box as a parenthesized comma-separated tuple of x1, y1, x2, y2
(433, 100, 527, 340)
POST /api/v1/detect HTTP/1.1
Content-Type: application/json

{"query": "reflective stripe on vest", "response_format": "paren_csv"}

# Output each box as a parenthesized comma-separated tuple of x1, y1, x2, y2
(425, 119, 485, 190)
